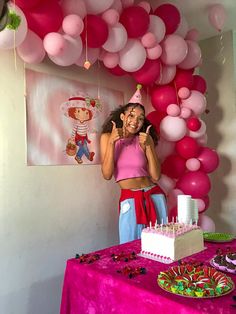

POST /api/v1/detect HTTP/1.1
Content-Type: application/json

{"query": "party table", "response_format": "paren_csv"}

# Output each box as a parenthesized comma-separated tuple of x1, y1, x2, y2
(60, 239, 236, 314)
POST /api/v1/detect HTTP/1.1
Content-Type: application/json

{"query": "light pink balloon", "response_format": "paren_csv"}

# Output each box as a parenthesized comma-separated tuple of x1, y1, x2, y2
(160, 116, 187, 142)
(103, 23, 128, 53)
(62, 14, 84, 37)
(208, 4, 227, 32)
(110, 0, 123, 14)
(167, 104, 180, 116)
(49, 35, 82, 66)
(161, 34, 188, 66)
(146, 44, 162, 60)
(155, 137, 175, 161)
(178, 40, 202, 69)
(141, 32, 156, 48)
(185, 28, 199, 41)
(103, 52, 119, 68)
(180, 107, 192, 119)
(119, 39, 146, 72)
(167, 188, 183, 209)
(121, 0, 135, 8)
(178, 87, 190, 99)
(102, 9, 119, 26)
(0, 4, 27, 49)
(157, 64, 176, 85)
(75, 47, 100, 66)
(199, 214, 215, 232)
(196, 199, 206, 213)
(85, 0, 114, 14)
(138, 1, 151, 13)
(186, 158, 201, 171)
(43, 32, 66, 56)
(60, 0, 87, 19)
(158, 174, 176, 194)
(181, 90, 206, 116)
(148, 15, 166, 44)
(17, 30, 45, 64)
(188, 119, 206, 139)
(174, 15, 189, 38)
(196, 134, 208, 146)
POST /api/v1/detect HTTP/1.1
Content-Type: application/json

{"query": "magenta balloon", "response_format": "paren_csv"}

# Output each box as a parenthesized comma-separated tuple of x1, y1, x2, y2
(108, 65, 127, 76)
(198, 147, 220, 173)
(176, 136, 200, 159)
(154, 3, 181, 34)
(81, 15, 108, 48)
(146, 110, 167, 133)
(23, 0, 63, 39)
(15, 0, 42, 9)
(174, 69, 194, 90)
(120, 6, 150, 38)
(162, 154, 186, 179)
(151, 85, 178, 112)
(192, 75, 207, 94)
(132, 59, 161, 86)
(176, 170, 211, 198)
(187, 117, 201, 131)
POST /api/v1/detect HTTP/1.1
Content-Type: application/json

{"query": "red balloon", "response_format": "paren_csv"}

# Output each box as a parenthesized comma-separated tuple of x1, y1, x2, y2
(151, 85, 178, 113)
(23, 0, 63, 39)
(154, 4, 181, 34)
(173, 69, 194, 90)
(108, 65, 128, 76)
(176, 136, 200, 159)
(176, 170, 211, 198)
(187, 117, 201, 131)
(192, 75, 207, 94)
(146, 110, 167, 133)
(162, 154, 186, 179)
(198, 147, 220, 173)
(120, 6, 150, 38)
(132, 59, 161, 86)
(15, 0, 43, 9)
(81, 15, 108, 48)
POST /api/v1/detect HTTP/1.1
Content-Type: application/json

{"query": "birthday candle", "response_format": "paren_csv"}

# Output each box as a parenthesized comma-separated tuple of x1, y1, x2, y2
(149, 221, 152, 229)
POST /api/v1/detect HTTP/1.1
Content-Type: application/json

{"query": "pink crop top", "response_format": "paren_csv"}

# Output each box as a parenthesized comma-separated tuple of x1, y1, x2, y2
(114, 136, 149, 182)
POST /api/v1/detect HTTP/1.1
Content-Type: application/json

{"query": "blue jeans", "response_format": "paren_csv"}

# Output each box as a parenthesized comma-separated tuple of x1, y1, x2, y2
(76, 140, 90, 159)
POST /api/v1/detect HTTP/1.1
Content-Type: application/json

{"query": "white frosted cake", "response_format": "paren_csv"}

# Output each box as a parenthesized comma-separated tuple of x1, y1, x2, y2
(140, 223, 204, 262)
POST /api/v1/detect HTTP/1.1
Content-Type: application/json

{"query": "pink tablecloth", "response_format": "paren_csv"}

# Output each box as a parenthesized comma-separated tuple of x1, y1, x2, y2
(60, 239, 236, 314)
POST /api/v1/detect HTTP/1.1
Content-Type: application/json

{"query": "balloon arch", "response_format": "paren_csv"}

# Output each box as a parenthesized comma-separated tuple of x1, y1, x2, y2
(0, 0, 224, 231)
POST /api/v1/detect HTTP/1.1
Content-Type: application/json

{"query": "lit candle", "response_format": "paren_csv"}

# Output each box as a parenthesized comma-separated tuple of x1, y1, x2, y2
(149, 221, 152, 229)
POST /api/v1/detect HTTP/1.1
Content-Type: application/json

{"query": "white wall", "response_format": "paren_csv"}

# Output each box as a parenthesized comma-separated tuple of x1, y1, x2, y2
(199, 31, 236, 234)
(0, 52, 137, 314)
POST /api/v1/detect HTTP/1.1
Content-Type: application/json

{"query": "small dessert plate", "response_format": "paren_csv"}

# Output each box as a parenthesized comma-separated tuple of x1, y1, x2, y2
(203, 232, 235, 243)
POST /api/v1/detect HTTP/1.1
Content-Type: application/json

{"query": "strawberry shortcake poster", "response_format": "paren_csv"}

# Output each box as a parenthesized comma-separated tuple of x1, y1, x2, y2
(25, 69, 124, 165)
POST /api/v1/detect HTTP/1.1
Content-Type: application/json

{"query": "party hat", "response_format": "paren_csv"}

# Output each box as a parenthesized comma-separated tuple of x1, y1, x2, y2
(128, 84, 142, 104)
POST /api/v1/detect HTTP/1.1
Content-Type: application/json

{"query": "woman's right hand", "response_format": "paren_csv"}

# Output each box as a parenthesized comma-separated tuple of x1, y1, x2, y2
(109, 121, 123, 144)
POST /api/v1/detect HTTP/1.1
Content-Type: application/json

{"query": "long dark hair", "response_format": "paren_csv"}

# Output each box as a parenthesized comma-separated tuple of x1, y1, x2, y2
(101, 103, 159, 145)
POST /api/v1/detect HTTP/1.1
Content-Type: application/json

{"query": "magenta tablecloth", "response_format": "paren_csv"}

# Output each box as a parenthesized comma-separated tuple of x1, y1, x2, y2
(60, 240, 236, 314)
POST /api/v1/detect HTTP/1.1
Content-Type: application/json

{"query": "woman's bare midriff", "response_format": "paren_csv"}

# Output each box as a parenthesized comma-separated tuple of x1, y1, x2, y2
(118, 177, 155, 190)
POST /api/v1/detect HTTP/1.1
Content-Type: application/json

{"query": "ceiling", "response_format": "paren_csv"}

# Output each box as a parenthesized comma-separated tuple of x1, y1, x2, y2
(143, 0, 236, 40)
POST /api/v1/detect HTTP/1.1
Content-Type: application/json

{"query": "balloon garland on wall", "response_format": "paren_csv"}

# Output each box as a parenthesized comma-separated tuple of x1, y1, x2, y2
(0, 0, 225, 232)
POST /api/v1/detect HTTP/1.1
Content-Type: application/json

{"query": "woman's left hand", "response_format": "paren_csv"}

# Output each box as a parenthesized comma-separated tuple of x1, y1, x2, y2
(139, 125, 153, 148)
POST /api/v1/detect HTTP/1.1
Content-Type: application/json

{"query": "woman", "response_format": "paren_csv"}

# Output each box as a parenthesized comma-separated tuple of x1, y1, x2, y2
(100, 91, 167, 243)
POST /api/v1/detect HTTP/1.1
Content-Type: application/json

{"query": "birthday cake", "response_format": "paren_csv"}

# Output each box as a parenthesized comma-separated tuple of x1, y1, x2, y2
(140, 223, 204, 262)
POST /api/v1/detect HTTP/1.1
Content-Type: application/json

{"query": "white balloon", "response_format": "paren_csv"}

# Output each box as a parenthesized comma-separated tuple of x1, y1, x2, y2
(174, 15, 189, 38)
(85, 0, 114, 14)
(160, 116, 187, 142)
(119, 39, 146, 72)
(103, 23, 127, 53)
(148, 15, 166, 44)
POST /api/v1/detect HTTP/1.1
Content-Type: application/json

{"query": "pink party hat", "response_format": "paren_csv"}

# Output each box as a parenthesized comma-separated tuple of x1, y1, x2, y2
(128, 84, 142, 104)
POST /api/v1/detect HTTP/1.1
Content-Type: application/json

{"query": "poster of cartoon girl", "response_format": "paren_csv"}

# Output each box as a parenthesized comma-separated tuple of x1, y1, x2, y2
(60, 94, 102, 164)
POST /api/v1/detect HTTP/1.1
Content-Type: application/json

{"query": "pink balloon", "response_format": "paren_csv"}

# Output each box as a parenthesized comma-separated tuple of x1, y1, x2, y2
(146, 44, 162, 60)
(132, 59, 161, 86)
(85, 0, 114, 14)
(176, 170, 211, 198)
(154, 4, 181, 34)
(62, 14, 84, 37)
(161, 34, 188, 66)
(178, 40, 202, 70)
(167, 188, 183, 209)
(158, 174, 176, 194)
(103, 23, 127, 53)
(155, 137, 175, 161)
(192, 75, 207, 94)
(141, 32, 156, 48)
(166, 104, 180, 116)
(197, 147, 220, 173)
(108, 65, 127, 76)
(196, 134, 208, 146)
(196, 199, 206, 213)
(180, 107, 192, 119)
(174, 15, 188, 38)
(157, 64, 176, 85)
(110, 0, 123, 13)
(75, 47, 100, 66)
(43, 32, 66, 56)
(15, 0, 41, 9)
(178, 87, 190, 99)
(120, 6, 150, 38)
(199, 214, 215, 232)
(187, 117, 201, 131)
(24, 0, 63, 39)
(174, 69, 194, 90)
(60, 0, 87, 18)
(138, 1, 151, 13)
(185, 28, 199, 41)
(103, 52, 119, 68)
(119, 39, 146, 72)
(162, 154, 186, 179)
(151, 85, 178, 113)
(148, 15, 166, 44)
(160, 116, 187, 142)
(208, 4, 227, 32)
(81, 15, 108, 48)
(176, 136, 200, 159)
(102, 9, 120, 26)
(181, 90, 206, 116)
(17, 30, 45, 64)
(186, 158, 200, 171)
